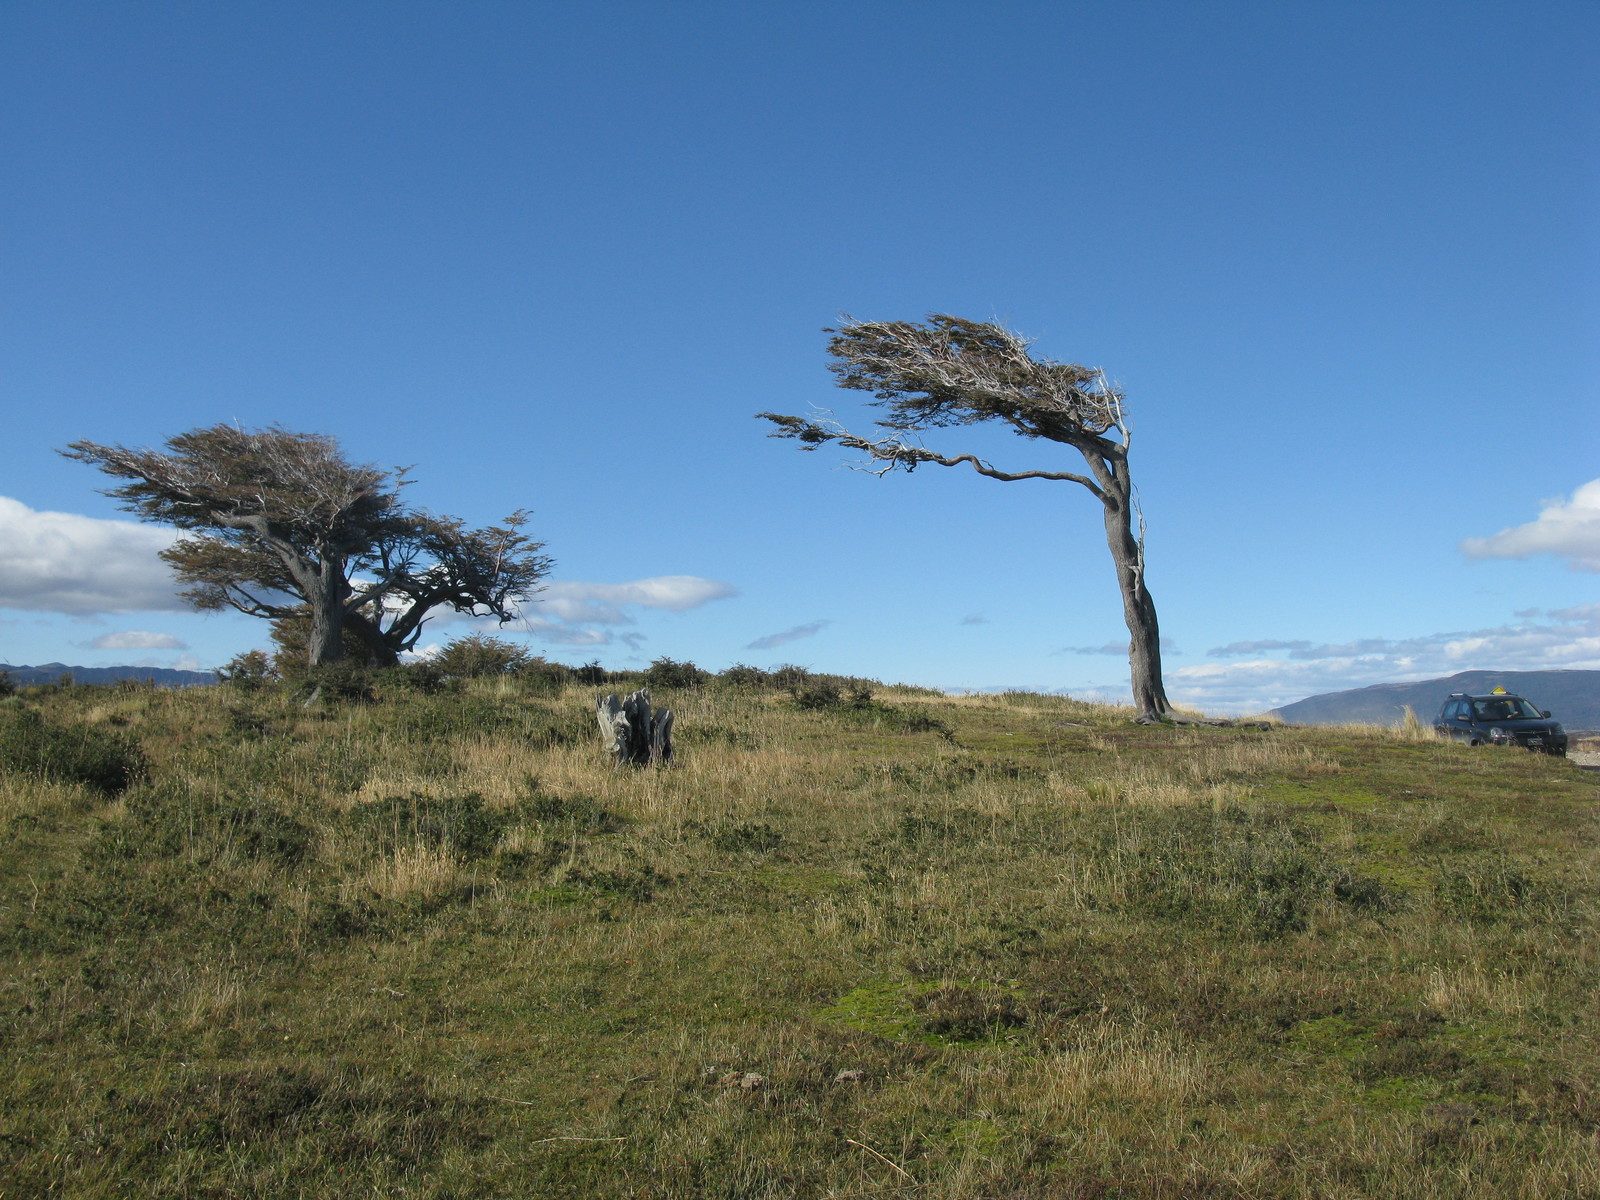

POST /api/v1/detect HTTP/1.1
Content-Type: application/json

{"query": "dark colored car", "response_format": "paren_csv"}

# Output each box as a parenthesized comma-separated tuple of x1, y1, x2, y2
(1433, 692, 1568, 755)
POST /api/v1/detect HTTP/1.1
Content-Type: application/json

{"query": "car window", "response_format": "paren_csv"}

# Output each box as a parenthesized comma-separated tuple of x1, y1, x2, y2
(1471, 698, 1539, 721)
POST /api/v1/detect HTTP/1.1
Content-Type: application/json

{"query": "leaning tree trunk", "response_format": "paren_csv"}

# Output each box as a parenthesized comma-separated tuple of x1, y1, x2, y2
(596, 689, 674, 766)
(1100, 471, 1171, 723)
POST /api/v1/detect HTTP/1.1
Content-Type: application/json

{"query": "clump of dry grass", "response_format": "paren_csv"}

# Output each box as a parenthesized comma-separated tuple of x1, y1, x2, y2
(356, 842, 467, 903)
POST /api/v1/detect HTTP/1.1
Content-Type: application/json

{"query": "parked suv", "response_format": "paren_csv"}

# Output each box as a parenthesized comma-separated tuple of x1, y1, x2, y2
(1433, 691, 1568, 755)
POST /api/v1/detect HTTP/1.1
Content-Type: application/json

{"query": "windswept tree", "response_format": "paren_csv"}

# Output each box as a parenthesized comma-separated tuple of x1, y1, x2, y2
(760, 314, 1173, 722)
(64, 425, 551, 668)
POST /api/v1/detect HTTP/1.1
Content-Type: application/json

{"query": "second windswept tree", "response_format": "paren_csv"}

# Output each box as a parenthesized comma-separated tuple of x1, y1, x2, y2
(64, 424, 551, 668)
(760, 314, 1173, 722)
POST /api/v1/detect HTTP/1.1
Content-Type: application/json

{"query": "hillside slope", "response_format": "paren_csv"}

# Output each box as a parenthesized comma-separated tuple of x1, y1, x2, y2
(1269, 669, 1600, 731)
(2, 678, 1597, 1197)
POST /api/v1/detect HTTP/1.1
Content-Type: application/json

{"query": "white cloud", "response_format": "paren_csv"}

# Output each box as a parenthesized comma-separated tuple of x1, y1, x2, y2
(1060, 637, 1180, 656)
(520, 619, 613, 646)
(1460, 479, 1600, 572)
(1208, 639, 1314, 657)
(537, 576, 738, 625)
(746, 620, 831, 651)
(88, 630, 188, 651)
(1172, 607, 1600, 713)
(0, 496, 185, 615)
(513, 575, 736, 647)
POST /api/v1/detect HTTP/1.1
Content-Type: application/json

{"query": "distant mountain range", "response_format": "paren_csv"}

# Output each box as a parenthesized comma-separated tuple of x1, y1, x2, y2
(1, 662, 218, 688)
(1268, 669, 1600, 732)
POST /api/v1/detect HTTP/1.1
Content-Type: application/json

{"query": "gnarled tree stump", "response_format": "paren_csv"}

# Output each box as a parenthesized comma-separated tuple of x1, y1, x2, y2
(596, 689, 674, 766)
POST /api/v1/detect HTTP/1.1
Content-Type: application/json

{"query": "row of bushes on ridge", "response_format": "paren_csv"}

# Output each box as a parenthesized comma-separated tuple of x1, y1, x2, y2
(215, 635, 907, 705)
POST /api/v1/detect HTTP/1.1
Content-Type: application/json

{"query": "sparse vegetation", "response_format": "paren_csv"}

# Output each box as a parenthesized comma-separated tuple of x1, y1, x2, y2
(1, 677, 1596, 1197)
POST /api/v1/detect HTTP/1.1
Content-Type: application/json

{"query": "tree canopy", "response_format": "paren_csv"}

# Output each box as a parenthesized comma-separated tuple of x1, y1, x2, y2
(64, 425, 551, 668)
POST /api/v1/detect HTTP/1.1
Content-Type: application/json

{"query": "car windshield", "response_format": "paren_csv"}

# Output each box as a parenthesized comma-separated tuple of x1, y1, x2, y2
(1471, 697, 1542, 721)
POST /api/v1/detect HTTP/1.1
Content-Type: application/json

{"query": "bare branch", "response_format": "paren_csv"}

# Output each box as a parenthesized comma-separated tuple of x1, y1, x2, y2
(759, 411, 1105, 496)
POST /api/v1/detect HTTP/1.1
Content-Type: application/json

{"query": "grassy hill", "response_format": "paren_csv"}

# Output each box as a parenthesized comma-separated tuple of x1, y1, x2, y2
(2, 674, 1597, 1198)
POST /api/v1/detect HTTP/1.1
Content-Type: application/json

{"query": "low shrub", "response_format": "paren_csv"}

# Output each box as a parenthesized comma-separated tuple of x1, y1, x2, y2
(102, 784, 312, 867)
(349, 792, 509, 860)
(643, 656, 709, 690)
(217, 649, 278, 689)
(0, 705, 145, 793)
(297, 661, 377, 703)
(529, 792, 619, 834)
(513, 656, 576, 693)
(790, 680, 842, 709)
(716, 663, 770, 688)
(685, 818, 784, 854)
(431, 634, 532, 679)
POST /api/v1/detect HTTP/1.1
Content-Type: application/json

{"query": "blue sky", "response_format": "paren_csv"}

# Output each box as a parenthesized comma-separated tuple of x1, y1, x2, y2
(2, 0, 1596, 712)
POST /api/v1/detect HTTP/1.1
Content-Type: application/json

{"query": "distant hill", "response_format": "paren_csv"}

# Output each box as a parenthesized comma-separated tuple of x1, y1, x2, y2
(1268, 669, 1600, 732)
(0, 662, 218, 688)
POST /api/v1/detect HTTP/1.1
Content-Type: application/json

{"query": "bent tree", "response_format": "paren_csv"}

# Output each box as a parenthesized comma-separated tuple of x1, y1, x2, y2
(64, 425, 551, 668)
(760, 314, 1173, 722)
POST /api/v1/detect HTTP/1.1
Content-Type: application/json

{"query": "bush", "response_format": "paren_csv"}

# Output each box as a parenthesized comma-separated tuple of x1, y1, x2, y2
(514, 656, 574, 693)
(643, 656, 708, 690)
(529, 793, 619, 834)
(787, 676, 875, 710)
(384, 660, 451, 695)
(297, 661, 376, 703)
(791, 680, 842, 709)
(431, 634, 532, 679)
(0, 705, 146, 793)
(572, 660, 609, 686)
(716, 663, 771, 689)
(218, 649, 278, 689)
(771, 664, 812, 690)
(104, 786, 312, 867)
(350, 792, 509, 860)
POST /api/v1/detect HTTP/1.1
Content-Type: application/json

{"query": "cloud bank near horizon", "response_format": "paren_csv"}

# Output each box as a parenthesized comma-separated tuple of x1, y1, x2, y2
(0, 496, 184, 615)
(1169, 605, 1600, 712)
(86, 630, 188, 651)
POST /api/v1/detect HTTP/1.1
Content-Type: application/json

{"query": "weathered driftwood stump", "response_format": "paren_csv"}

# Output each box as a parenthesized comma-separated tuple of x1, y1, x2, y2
(596, 689, 674, 766)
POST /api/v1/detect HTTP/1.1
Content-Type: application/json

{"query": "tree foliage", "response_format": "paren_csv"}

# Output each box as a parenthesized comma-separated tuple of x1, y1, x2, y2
(64, 425, 552, 667)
